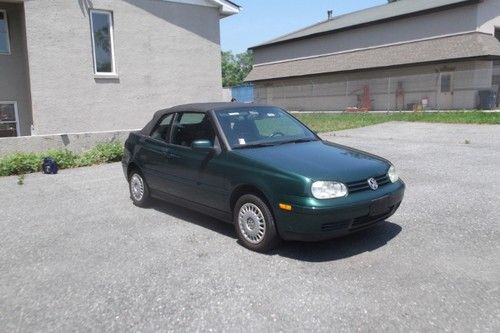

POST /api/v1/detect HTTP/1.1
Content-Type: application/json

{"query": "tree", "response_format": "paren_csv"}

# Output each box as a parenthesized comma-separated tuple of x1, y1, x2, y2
(221, 50, 253, 87)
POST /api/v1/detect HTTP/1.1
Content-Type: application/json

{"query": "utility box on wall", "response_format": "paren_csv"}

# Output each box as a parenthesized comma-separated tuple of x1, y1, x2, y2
(231, 84, 254, 103)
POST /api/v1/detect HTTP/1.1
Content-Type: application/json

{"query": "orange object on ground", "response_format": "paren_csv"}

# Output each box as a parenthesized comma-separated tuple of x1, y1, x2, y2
(347, 85, 372, 112)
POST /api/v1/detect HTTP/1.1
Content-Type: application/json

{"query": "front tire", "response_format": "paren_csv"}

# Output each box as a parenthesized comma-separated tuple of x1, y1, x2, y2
(129, 170, 151, 207)
(234, 194, 280, 252)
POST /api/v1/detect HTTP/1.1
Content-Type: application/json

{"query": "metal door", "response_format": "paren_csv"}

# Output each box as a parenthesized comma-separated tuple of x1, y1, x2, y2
(438, 72, 454, 109)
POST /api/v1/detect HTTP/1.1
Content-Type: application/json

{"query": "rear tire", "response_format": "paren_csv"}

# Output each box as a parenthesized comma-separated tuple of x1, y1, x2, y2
(129, 170, 151, 207)
(234, 194, 280, 252)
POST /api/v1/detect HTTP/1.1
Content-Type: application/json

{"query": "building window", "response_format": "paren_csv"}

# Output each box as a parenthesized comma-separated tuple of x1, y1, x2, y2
(0, 9, 11, 54)
(495, 27, 500, 42)
(89, 10, 116, 74)
(440, 74, 452, 93)
(0, 102, 19, 137)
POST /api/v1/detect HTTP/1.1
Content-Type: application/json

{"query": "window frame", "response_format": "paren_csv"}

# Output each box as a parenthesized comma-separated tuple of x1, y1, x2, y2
(89, 9, 116, 75)
(170, 112, 219, 149)
(0, 9, 11, 55)
(0, 101, 20, 137)
(149, 113, 174, 143)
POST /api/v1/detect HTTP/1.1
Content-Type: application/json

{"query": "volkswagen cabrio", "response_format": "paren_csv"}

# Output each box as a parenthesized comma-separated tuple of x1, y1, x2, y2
(122, 103, 405, 252)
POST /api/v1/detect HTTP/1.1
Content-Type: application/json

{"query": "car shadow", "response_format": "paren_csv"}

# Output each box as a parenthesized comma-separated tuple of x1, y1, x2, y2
(148, 199, 402, 262)
(271, 222, 402, 262)
(149, 199, 237, 239)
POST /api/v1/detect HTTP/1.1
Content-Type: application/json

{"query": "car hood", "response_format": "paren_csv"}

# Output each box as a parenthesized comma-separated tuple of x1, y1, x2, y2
(231, 140, 390, 183)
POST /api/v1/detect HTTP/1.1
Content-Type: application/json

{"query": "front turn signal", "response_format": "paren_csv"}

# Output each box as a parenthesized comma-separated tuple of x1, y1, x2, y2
(279, 203, 293, 211)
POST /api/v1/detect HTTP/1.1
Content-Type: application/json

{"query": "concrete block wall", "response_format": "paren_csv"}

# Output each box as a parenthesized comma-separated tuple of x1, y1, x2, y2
(0, 129, 136, 156)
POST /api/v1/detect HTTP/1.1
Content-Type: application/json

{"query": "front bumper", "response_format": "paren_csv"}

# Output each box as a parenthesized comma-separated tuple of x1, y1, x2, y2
(275, 180, 405, 241)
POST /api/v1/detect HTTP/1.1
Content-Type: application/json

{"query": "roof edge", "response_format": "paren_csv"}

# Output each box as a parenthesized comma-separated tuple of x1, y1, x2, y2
(245, 57, 500, 83)
(208, 0, 240, 16)
(253, 31, 488, 68)
(249, 0, 480, 50)
(159, 0, 240, 17)
(245, 32, 500, 82)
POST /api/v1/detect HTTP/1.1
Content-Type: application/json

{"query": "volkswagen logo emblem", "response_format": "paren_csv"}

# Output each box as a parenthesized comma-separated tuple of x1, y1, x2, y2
(367, 178, 378, 190)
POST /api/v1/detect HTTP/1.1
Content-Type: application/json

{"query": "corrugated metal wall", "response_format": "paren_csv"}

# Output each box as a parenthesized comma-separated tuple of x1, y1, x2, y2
(231, 84, 254, 103)
(254, 62, 497, 111)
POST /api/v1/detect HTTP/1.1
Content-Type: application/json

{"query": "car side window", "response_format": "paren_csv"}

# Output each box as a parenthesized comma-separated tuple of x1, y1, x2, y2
(171, 112, 216, 147)
(150, 114, 174, 142)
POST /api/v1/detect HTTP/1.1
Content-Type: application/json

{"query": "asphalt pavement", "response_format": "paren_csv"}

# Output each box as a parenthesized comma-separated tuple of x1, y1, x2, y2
(0, 121, 498, 332)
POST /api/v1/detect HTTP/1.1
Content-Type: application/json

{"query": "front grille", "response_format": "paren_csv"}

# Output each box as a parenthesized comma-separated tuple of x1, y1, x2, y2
(321, 207, 394, 233)
(346, 174, 391, 193)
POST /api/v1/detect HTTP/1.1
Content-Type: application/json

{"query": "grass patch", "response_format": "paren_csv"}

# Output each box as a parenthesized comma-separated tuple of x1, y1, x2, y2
(295, 111, 500, 133)
(0, 142, 123, 177)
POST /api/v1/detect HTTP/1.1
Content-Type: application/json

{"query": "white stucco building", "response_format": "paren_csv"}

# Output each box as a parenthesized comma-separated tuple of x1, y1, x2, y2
(0, 0, 239, 137)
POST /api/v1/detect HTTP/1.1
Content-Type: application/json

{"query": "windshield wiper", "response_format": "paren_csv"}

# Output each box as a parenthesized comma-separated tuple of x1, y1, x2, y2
(233, 142, 277, 149)
(233, 138, 318, 149)
(276, 138, 318, 145)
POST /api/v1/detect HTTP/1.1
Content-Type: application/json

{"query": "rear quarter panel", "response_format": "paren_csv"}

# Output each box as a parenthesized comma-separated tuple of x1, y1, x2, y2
(122, 132, 142, 176)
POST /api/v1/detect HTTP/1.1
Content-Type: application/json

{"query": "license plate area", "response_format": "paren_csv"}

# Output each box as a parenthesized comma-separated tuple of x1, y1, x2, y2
(369, 196, 390, 216)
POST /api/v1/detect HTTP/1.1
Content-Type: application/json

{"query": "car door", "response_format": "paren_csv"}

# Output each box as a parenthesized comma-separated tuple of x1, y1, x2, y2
(164, 112, 229, 211)
(136, 113, 175, 192)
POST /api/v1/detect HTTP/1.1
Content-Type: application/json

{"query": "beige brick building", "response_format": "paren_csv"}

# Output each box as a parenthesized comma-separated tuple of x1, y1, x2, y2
(246, 0, 500, 111)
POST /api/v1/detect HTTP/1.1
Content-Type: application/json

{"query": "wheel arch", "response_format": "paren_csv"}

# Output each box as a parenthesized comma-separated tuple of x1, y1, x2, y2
(229, 184, 275, 217)
(230, 183, 282, 248)
(127, 162, 141, 179)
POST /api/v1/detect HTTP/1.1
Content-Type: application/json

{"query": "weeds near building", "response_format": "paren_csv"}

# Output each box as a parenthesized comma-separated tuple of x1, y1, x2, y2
(0, 142, 123, 176)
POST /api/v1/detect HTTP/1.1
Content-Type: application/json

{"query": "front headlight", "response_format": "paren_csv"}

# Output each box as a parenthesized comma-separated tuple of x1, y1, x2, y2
(388, 165, 399, 183)
(311, 181, 348, 199)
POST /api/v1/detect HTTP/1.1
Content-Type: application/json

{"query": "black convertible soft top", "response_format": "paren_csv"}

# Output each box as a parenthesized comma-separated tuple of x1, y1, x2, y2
(140, 102, 271, 135)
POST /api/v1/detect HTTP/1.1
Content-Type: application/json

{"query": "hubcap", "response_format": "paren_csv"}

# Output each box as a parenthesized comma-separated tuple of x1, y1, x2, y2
(130, 174, 144, 201)
(238, 203, 266, 244)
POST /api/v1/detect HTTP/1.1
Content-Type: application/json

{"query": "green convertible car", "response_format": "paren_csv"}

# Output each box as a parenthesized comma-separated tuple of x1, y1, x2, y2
(123, 103, 405, 252)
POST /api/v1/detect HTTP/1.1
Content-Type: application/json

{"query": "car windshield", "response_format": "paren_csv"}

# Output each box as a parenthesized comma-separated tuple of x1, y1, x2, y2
(214, 107, 318, 149)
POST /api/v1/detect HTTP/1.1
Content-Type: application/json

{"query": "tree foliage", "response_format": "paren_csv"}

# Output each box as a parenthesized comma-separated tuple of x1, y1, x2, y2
(221, 50, 253, 87)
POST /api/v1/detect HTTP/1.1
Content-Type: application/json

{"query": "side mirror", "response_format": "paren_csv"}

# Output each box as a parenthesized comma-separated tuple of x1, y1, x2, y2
(191, 140, 215, 153)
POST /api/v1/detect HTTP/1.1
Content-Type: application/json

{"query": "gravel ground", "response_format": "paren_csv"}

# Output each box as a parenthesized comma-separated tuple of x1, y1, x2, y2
(0, 122, 498, 332)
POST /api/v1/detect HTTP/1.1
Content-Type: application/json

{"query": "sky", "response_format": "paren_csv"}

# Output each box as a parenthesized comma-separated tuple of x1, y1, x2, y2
(220, 0, 387, 53)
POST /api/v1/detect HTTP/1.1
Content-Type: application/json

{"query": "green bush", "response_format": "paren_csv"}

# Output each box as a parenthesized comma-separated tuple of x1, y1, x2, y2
(0, 142, 124, 177)
(78, 142, 123, 166)
(0, 152, 41, 176)
(44, 149, 79, 169)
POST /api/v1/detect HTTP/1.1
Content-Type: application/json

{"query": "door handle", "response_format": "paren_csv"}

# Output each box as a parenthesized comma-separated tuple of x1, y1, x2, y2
(163, 151, 180, 159)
